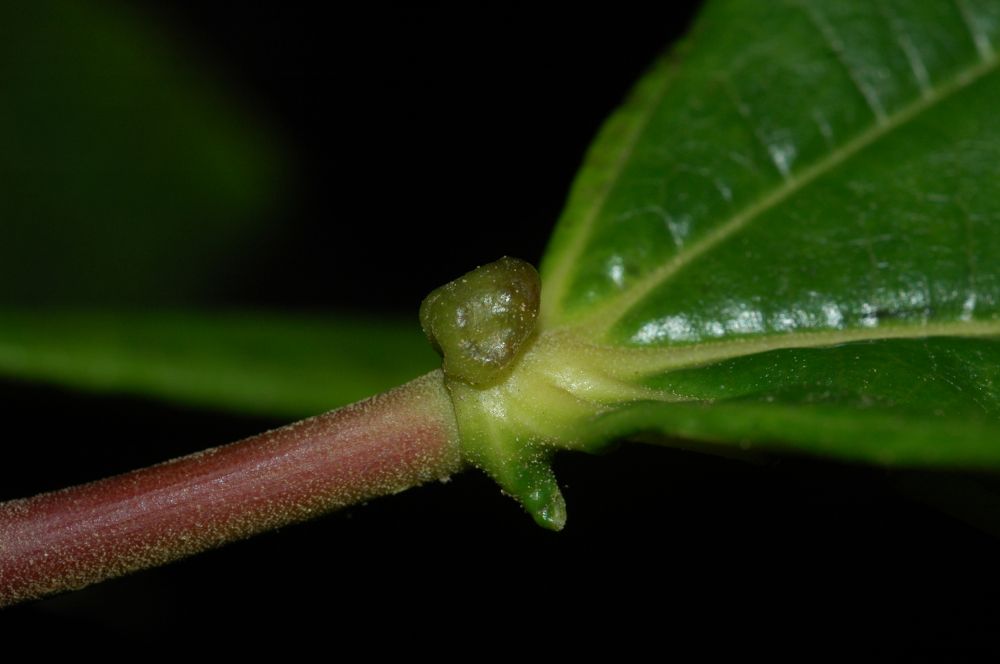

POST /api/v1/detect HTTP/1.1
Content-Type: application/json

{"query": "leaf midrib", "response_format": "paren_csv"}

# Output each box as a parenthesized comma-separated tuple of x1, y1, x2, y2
(553, 46, 999, 340)
(583, 319, 1000, 379)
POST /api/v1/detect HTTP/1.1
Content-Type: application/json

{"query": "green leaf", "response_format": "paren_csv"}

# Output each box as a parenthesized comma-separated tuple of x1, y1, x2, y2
(539, 0, 1000, 458)
(448, 0, 1000, 523)
(0, 311, 437, 418)
(0, 1, 282, 305)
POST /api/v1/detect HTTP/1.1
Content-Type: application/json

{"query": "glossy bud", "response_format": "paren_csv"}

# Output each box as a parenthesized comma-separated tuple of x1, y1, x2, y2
(420, 257, 541, 387)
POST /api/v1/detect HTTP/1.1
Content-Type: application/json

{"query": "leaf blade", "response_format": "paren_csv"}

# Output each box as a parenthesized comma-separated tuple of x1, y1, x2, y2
(543, 0, 1000, 337)
(0, 311, 437, 418)
(535, 0, 1000, 467)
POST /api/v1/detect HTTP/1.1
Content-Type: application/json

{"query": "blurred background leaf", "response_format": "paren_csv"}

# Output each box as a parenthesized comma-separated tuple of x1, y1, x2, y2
(0, 0, 282, 306)
(0, 0, 441, 413)
(0, 310, 435, 417)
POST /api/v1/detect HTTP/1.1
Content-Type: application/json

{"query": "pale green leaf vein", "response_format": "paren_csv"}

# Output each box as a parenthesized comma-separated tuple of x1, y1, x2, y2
(542, 55, 680, 325)
(582, 320, 1000, 379)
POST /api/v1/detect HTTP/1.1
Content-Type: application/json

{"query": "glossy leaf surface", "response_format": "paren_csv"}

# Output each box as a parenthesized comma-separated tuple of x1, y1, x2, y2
(534, 0, 1000, 466)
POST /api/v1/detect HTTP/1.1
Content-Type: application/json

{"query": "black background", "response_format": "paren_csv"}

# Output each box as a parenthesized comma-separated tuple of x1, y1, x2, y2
(4, 2, 1000, 655)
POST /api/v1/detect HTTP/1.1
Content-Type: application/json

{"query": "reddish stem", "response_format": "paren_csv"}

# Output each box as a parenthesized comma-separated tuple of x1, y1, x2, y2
(0, 370, 461, 607)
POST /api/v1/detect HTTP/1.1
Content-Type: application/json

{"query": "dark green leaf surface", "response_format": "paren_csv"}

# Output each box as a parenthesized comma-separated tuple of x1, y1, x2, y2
(0, 1, 282, 305)
(536, 0, 1000, 466)
(0, 311, 436, 418)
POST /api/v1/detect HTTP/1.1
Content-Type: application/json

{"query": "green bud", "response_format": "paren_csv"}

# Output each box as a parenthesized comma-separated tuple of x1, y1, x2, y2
(420, 257, 540, 387)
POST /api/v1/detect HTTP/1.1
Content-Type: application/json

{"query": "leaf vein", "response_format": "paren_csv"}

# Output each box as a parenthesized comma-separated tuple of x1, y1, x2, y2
(541, 56, 680, 325)
(954, 0, 995, 61)
(798, 1, 889, 122)
(587, 320, 1000, 378)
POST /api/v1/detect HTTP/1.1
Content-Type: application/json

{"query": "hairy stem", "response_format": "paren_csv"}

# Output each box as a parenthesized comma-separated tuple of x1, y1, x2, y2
(0, 370, 462, 607)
